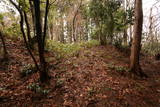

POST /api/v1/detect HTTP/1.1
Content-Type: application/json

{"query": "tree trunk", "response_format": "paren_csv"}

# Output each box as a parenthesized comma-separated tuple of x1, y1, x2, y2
(9, 0, 39, 72)
(130, 0, 147, 77)
(123, 29, 128, 46)
(29, 0, 36, 37)
(72, 0, 82, 43)
(100, 23, 106, 45)
(72, 13, 77, 42)
(33, 0, 49, 82)
(43, 0, 49, 50)
(23, 11, 32, 42)
(0, 31, 8, 60)
(60, 17, 65, 43)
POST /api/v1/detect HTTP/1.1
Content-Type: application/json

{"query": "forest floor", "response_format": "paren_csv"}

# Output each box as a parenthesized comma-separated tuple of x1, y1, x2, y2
(0, 37, 160, 107)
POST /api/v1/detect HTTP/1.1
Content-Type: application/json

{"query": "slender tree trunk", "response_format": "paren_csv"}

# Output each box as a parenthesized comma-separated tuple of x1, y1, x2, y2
(24, 0, 31, 42)
(66, 21, 72, 43)
(24, 11, 31, 42)
(60, 16, 65, 43)
(123, 29, 128, 46)
(0, 31, 8, 60)
(130, 0, 147, 77)
(33, 0, 49, 82)
(99, 22, 106, 45)
(43, 0, 49, 50)
(9, 0, 39, 72)
(29, 0, 36, 37)
(85, 19, 89, 41)
(72, 13, 77, 42)
(72, 0, 82, 42)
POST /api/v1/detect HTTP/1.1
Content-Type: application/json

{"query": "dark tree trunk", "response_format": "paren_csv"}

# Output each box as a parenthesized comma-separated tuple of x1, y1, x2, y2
(33, 0, 49, 82)
(23, 11, 32, 42)
(29, 0, 36, 37)
(0, 31, 8, 60)
(123, 29, 128, 46)
(9, 0, 40, 77)
(43, 0, 49, 50)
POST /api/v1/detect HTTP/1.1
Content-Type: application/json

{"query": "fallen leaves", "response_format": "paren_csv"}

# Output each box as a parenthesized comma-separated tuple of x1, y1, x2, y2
(0, 39, 160, 106)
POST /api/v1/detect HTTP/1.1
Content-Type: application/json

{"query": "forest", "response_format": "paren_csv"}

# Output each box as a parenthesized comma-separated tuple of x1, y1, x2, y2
(0, 0, 160, 106)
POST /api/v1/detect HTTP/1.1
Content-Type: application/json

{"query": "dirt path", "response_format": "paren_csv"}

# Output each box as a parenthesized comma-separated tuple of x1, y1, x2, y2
(0, 39, 160, 107)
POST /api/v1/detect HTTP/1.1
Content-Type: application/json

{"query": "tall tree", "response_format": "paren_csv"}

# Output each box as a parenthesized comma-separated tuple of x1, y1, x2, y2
(33, 0, 49, 82)
(72, 0, 82, 42)
(9, 0, 50, 82)
(0, 14, 8, 60)
(130, 0, 147, 77)
(0, 31, 8, 60)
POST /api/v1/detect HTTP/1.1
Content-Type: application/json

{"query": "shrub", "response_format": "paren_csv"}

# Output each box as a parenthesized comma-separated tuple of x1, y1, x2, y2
(55, 79, 64, 88)
(27, 83, 50, 94)
(46, 40, 99, 59)
(4, 23, 22, 39)
(108, 63, 128, 73)
(87, 87, 96, 96)
(142, 42, 160, 56)
(20, 64, 37, 77)
(113, 38, 123, 49)
(46, 40, 81, 59)
(80, 40, 100, 48)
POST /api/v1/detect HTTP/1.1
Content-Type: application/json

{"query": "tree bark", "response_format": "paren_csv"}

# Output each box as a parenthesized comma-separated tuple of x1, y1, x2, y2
(123, 29, 128, 46)
(72, 0, 82, 42)
(33, 0, 49, 82)
(130, 0, 147, 77)
(29, 0, 36, 37)
(100, 22, 106, 45)
(43, 0, 49, 49)
(24, 11, 32, 42)
(0, 31, 8, 60)
(9, 0, 40, 78)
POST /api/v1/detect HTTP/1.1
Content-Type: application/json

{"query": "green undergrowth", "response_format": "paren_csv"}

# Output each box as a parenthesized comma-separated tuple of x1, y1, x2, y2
(20, 64, 37, 77)
(46, 40, 99, 59)
(142, 42, 160, 56)
(108, 63, 129, 73)
(27, 83, 50, 94)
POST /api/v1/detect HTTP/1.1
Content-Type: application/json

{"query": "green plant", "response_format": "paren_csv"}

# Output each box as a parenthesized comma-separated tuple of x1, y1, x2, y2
(46, 40, 80, 58)
(113, 38, 123, 49)
(108, 64, 128, 73)
(20, 64, 37, 77)
(87, 87, 96, 96)
(80, 40, 99, 48)
(115, 66, 127, 72)
(56, 79, 64, 88)
(46, 40, 99, 59)
(27, 83, 50, 94)
(142, 42, 160, 56)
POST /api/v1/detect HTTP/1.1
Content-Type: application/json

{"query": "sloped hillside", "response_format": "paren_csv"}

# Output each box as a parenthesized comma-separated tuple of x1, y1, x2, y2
(0, 38, 160, 107)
